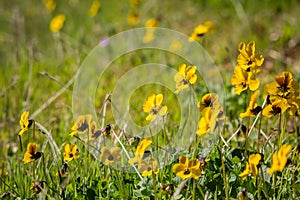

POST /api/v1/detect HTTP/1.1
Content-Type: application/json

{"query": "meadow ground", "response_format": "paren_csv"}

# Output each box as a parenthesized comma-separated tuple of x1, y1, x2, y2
(0, 0, 300, 199)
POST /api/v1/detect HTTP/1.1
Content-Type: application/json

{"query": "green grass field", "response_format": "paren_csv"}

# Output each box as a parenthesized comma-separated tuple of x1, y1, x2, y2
(1, 0, 300, 199)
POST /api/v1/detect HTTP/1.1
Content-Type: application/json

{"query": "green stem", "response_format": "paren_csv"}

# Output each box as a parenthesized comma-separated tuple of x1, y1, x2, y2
(219, 139, 229, 200)
(259, 165, 269, 199)
(192, 135, 201, 158)
(257, 115, 263, 200)
(192, 178, 196, 200)
(152, 172, 158, 200)
(244, 90, 251, 158)
(292, 167, 297, 200)
(163, 117, 169, 144)
(18, 135, 23, 152)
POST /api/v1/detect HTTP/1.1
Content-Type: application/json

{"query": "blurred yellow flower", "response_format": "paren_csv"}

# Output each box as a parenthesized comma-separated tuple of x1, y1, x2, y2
(240, 91, 262, 118)
(100, 147, 121, 165)
(86, 121, 101, 141)
(69, 114, 92, 136)
(173, 155, 201, 180)
(145, 18, 159, 27)
(142, 94, 167, 122)
(231, 66, 260, 95)
(49, 14, 66, 32)
(138, 157, 159, 176)
(63, 144, 80, 162)
(169, 39, 183, 52)
(174, 64, 197, 93)
(189, 21, 214, 41)
(18, 111, 34, 136)
(237, 188, 249, 200)
(30, 181, 45, 195)
(89, 0, 101, 17)
(262, 99, 289, 118)
(128, 139, 152, 165)
(44, 0, 56, 12)
(56, 162, 68, 176)
(23, 142, 42, 164)
(197, 93, 219, 111)
(196, 101, 223, 136)
(127, 11, 139, 25)
(237, 41, 264, 73)
(130, 0, 141, 7)
(143, 18, 159, 43)
(239, 153, 261, 179)
(268, 144, 291, 174)
(86, 122, 111, 141)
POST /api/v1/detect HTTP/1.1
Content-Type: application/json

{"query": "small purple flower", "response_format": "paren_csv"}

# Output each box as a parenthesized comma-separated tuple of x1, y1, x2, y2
(99, 37, 109, 47)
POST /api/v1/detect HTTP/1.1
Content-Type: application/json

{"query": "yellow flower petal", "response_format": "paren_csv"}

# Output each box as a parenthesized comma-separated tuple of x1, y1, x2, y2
(136, 139, 152, 154)
(50, 14, 66, 32)
(155, 94, 164, 105)
(159, 105, 167, 116)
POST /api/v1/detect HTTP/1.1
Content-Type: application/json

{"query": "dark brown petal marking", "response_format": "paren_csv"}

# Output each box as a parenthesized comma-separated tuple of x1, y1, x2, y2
(251, 106, 262, 115)
(184, 169, 191, 175)
(77, 121, 89, 132)
(108, 155, 114, 161)
(28, 119, 34, 128)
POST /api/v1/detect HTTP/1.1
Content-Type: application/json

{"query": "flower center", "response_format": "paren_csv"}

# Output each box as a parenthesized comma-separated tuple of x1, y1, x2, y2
(272, 106, 281, 115)
(77, 121, 89, 131)
(182, 79, 189, 85)
(108, 155, 114, 161)
(184, 169, 191, 175)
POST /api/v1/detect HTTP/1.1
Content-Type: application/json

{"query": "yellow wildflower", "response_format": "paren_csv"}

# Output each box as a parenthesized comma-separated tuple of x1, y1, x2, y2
(86, 122, 111, 141)
(240, 91, 262, 118)
(69, 114, 92, 136)
(30, 181, 45, 195)
(197, 93, 219, 111)
(128, 139, 152, 165)
(23, 143, 42, 164)
(63, 144, 80, 162)
(129, 0, 140, 7)
(44, 0, 56, 12)
(237, 188, 249, 200)
(100, 147, 121, 166)
(89, 0, 101, 17)
(173, 155, 201, 180)
(174, 64, 197, 94)
(169, 39, 183, 52)
(267, 144, 291, 174)
(265, 71, 299, 99)
(189, 21, 214, 41)
(142, 94, 167, 122)
(143, 18, 159, 43)
(231, 66, 260, 95)
(49, 14, 66, 32)
(127, 11, 139, 25)
(239, 154, 261, 179)
(196, 103, 223, 136)
(145, 18, 159, 27)
(56, 162, 68, 176)
(237, 41, 264, 73)
(262, 98, 289, 118)
(18, 111, 34, 136)
(265, 71, 299, 116)
(138, 157, 159, 177)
